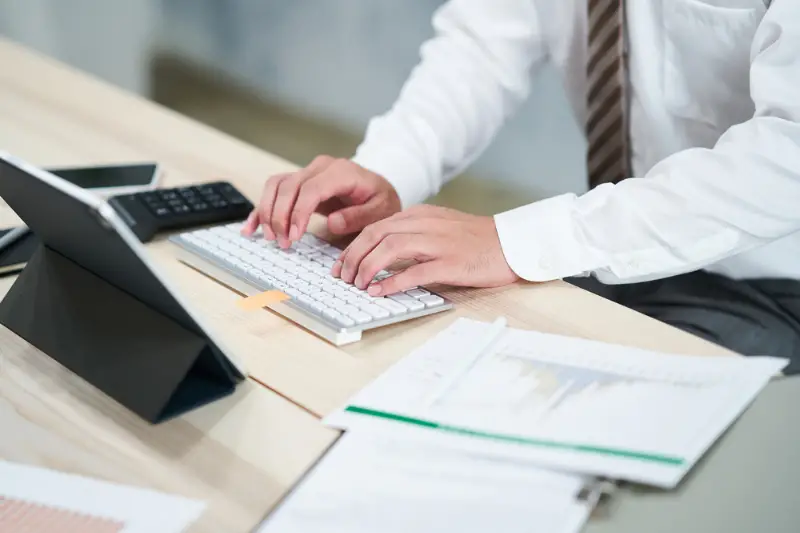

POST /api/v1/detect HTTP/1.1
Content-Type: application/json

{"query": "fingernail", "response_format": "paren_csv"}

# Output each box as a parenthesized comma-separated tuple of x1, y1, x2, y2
(331, 260, 342, 277)
(289, 224, 299, 241)
(368, 284, 382, 297)
(263, 225, 275, 240)
(278, 236, 290, 249)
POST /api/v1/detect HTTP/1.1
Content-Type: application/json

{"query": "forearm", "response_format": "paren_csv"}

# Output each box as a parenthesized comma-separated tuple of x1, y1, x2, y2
(352, 0, 547, 207)
(496, 1, 800, 284)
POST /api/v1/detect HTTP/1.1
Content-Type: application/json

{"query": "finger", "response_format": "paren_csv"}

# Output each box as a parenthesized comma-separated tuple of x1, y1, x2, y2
(327, 196, 387, 235)
(272, 157, 334, 244)
(272, 177, 302, 246)
(353, 234, 437, 289)
(258, 174, 289, 240)
(339, 218, 434, 284)
(290, 169, 358, 237)
(241, 209, 259, 236)
(368, 261, 445, 296)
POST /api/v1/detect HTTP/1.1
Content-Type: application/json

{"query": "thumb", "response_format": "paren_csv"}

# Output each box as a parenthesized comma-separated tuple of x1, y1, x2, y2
(327, 197, 387, 235)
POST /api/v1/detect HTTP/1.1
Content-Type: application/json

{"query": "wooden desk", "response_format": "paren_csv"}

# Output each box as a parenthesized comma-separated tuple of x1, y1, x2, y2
(0, 37, 745, 532)
(0, 317, 337, 533)
(0, 37, 733, 422)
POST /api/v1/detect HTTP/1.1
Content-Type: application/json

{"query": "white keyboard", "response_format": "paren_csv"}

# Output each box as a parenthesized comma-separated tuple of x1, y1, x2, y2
(169, 224, 452, 345)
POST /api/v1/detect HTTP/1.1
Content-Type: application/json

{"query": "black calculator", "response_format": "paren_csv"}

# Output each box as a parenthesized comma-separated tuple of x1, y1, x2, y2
(108, 181, 254, 242)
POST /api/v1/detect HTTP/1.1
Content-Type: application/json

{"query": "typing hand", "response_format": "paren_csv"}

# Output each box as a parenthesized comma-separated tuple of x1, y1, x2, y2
(241, 156, 401, 248)
(332, 205, 519, 296)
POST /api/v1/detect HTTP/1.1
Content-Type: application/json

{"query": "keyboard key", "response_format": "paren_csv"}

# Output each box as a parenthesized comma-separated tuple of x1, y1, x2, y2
(336, 304, 362, 317)
(388, 293, 425, 311)
(300, 233, 325, 247)
(333, 287, 352, 300)
(343, 294, 363, 306)
(323, 308, 354, 327)
(375, 299, 408, 316)
(322, 284, 339, 295)
(292, 242, 313, 252)
(316, 256, 336, 268)
(305, 289, 324, 299)
(298, 295, 325, 314)
(419, 294, 445, 307)
(310, 264, 330, 276)
(320, 245, 342, 258)
(350, 310, 373, 324)
(405, 288, 430, 299)
(360, 303, 390, 319)
(314, 292, 335, 304)
(289, 279, 310, 290)
(299, 272, 321, 284)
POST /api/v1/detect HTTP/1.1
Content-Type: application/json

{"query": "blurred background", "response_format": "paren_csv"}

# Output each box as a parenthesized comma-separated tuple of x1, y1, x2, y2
(0, 0, 586, 214)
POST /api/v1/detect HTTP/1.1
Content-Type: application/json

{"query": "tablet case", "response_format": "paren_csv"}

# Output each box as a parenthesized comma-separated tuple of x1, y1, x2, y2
(0, 245, 236, 423)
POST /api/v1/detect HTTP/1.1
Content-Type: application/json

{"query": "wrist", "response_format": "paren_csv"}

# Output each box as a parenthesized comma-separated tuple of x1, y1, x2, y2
(351, 150, 433, 208)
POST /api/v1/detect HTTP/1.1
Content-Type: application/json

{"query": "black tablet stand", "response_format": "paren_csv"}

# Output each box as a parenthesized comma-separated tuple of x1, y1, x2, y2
(0, 245, 236, 423)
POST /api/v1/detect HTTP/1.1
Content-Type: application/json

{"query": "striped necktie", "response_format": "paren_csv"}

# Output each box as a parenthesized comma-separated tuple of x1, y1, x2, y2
(586, 0, 630, 187)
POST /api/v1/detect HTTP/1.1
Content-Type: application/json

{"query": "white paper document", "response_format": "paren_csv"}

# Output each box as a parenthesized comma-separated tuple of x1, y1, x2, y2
(258, 431, 595, 533)
(0, 460, 205, 533)
(326, 318, 787, 488)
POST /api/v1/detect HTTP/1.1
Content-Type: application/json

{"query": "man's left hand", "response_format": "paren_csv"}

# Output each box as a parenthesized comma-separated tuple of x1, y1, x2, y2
(332, 205, 520, 296)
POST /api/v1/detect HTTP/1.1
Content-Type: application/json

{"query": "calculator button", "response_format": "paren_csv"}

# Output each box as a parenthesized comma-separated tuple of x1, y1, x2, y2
(154, 206, 171, 217)
(161, 191, 179, 200)
(190, 202, 210, 212)
(172, 205, 191, 214)
(211, 199, 229, 208)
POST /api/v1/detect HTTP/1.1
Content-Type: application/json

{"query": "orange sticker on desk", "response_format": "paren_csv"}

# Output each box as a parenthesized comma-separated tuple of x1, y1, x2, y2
(237, 290, 290, 311)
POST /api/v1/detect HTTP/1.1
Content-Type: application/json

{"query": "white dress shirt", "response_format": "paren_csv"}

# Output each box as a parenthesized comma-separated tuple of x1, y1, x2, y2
(351, 0, 800, 284)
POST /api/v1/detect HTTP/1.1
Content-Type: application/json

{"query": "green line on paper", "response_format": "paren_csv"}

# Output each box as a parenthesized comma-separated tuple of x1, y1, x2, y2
(345, 405, 685, 466)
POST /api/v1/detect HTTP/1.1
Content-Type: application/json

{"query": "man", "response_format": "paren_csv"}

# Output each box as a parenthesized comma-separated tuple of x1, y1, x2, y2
(243, 0, 800, 372)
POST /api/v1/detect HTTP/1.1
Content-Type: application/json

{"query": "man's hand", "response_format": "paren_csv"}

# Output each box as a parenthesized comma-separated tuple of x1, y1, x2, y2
(242, 155, 401, 247)
(332, 205, 520, 296)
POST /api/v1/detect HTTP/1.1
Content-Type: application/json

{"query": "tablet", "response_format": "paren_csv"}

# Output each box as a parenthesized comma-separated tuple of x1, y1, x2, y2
(0, 153, 245, 400)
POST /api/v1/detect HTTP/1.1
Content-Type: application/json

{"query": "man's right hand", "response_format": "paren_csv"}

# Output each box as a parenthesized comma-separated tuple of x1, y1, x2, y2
(242, 155, 401, 247)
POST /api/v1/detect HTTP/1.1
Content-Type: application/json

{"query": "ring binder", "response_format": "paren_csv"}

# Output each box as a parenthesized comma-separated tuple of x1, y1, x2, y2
(576, 478, 618, 518)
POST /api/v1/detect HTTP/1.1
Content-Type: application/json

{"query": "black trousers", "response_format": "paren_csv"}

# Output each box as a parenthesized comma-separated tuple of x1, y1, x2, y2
(568, 271, 800, 375)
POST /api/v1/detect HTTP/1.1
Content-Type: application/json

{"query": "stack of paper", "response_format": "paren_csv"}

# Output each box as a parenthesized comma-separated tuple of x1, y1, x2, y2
(0, 461, 205, 533)
(259, 317, 785, 533)
(258, 431, 598, 533)
(326, 318, 785, 488)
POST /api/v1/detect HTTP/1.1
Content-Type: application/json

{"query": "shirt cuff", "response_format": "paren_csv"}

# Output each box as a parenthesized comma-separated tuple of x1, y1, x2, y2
(351, 147, 433, 209)
(493, 194, 602, 282)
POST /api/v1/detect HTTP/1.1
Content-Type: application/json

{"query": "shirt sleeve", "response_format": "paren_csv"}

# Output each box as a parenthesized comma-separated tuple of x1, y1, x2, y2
(495, 0, 800, 285)
(351, 0, 548, 208)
